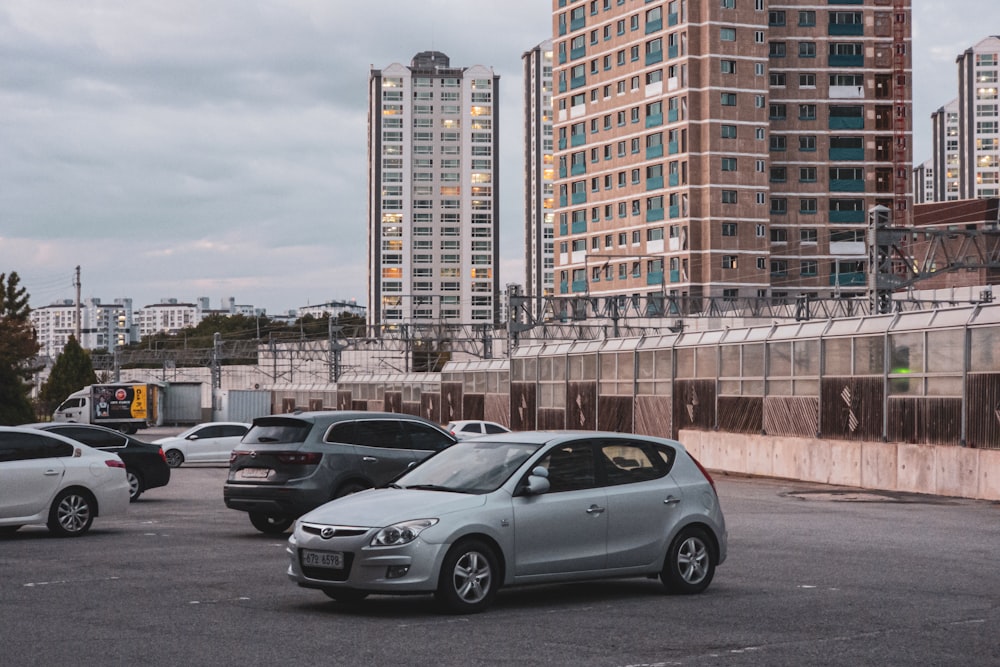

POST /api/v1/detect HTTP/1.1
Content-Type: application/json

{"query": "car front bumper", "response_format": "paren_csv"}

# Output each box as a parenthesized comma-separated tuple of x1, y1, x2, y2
(286, 522, 449, 594)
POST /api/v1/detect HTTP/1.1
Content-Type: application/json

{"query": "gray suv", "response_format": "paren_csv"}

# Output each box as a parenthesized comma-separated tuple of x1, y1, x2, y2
(224, 411, 456, 534)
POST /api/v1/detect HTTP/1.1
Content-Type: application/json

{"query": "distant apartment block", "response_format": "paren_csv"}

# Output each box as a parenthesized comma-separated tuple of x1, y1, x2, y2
(931, 99, 961, 201)
(368, 51, 501, 328)
(957, 36, 1000, 199)
(31, 298, 137, 358)
(912, 159, 934, 204)
(523, 40, 556, 311)
(550, 0, 912, 302)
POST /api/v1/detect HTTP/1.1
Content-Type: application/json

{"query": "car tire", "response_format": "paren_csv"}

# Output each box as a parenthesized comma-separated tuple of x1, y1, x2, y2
(322, 589, 369, 603)
(334, 481, 370, 499)
(248, 512, 294, 535)
(47, 488, 96, 537)
(660, 526, 716, 594)
(164, 449, 184, 468)
(126, 469, 144, 502)
(435, 538, 499, 614)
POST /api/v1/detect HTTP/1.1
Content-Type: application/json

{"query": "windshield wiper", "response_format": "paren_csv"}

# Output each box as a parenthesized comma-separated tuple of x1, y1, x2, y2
(405, 484, 471, 493)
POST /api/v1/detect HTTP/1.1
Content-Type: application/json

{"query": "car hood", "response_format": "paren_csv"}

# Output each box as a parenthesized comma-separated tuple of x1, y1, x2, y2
(299, 488, 488, 527)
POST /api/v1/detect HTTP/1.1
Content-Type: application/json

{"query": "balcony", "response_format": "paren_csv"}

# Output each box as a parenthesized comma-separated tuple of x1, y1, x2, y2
(647, 271, 664, 286)
(646, 208, 665, 222)
(668, 141, 679, 155)
(570, 162, 587, 176)
(830, 147, 864, 161)
(830, 271, 866, 286)
(830, 179, 864, 192)
(669, 205, 680, 219)
(645, 50, 663, 66)
(829, 209, 866, 223)
(571, 219, 587, 234)
(668, 12, 678, 27)
(646, 113, 663, 128)
(560, 281, 569, 294)
(571, 191, 587, 205)
(829, 116, 864, 130)
(570, 46, 587, 60)
(828, 24, 864, 36)
(646, 144, 664, 159)
(828, 54, 864, 68)
(571, 133, 586, 147)
(668, 109, 678, 123)
(669, 173, 679, 187)
(646, 176, 664, 191)
(571, 279, 587, 293)
(645, 18, 662, 34)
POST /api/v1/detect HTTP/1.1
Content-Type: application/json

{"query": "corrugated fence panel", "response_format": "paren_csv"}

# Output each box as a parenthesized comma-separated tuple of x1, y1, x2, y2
(421, 393, 440, 425)
(634, 395, 672, 439)
(441, 382, 463, 424)
(537, 408, 566, 430)
(510, 383, 536, 431)
(967, 374, 1000, 449)
(351, 400, 367, 411)
(383, 391, 402, 414)
(401, 401, 420, 417)
(820, 376, 883, 441)
(567, 381, 597, 430)
(337, 391, 352, 411)
(764, 397, 819, 437)
(673, 380, 716, 432)
(598, 395, 633, 433)
(462, 394, 485, 422)
(717, 396, 762, 434)
(485, 394, 510, 427)
(887, 397, 963, 446)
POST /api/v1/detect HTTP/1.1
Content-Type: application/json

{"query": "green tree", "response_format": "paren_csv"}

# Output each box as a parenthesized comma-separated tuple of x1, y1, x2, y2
(0, 271, 40, 424)
(39, 336, 97, 413)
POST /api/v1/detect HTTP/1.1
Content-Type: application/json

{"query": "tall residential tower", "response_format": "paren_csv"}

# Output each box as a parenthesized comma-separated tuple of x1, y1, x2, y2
(550, 0, 911, 303)
(368, 52, 500, 329)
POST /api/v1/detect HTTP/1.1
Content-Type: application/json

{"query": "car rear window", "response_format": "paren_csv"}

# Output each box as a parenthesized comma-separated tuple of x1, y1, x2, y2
(243, 418, 312, 445)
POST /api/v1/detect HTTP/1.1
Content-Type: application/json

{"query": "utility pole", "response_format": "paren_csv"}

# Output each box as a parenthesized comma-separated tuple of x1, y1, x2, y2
(74, 265, 81, 341)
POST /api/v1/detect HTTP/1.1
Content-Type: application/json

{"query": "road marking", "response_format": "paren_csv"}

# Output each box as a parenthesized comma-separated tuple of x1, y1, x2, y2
(24, 576, 121, 587)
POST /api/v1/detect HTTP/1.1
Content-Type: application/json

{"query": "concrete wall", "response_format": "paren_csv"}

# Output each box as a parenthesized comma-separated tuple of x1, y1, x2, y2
(680, 429, 1000, 502)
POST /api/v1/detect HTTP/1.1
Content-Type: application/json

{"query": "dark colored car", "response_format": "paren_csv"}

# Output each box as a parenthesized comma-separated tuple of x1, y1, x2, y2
(23, 423, 170, 502)
(224, 411, 457, 534)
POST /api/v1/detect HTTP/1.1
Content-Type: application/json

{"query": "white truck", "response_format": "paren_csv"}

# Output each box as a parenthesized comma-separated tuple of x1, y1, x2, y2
(53, 383, 163, 434)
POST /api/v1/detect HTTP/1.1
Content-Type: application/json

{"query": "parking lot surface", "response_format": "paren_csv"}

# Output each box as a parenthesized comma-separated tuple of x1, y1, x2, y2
(2, 468, 999, 666)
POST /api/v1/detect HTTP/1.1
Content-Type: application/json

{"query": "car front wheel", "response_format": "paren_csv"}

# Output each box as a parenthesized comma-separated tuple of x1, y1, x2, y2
(48, 489, 96, 537)
(126, 469, 144, 502)
(249, 511, 293, 535)
(661, 526, 716, 594)
(164, 449, 184, 468)
(435, 539, 499, 614)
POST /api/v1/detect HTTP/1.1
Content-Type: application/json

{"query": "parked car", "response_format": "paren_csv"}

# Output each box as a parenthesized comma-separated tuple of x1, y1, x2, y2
(22, 423, 170, 501)
(0, 426, 130, 536)
(286, 431, 727, 613)
(153, 422, 250, 467)
(445, 420, 511, 440)
(225, 411, 457, 534)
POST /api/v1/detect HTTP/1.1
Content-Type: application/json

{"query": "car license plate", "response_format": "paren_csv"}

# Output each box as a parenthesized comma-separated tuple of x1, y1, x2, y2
(302, 549, 344, 569)
(237, 467, 271, 480)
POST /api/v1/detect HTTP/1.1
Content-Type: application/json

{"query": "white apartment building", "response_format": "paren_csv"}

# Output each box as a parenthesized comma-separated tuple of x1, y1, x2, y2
(912, 158, 934, 204)
(523, 41, 556, 315)
(931, 99, 961, 201)
(31, 298, 137, 358)
(957, 36, 1000, 199)
(367, 51, 501, 329)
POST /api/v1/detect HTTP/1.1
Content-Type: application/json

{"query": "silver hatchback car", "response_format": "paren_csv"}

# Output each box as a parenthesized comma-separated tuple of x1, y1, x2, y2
(286, 431, 727, 613)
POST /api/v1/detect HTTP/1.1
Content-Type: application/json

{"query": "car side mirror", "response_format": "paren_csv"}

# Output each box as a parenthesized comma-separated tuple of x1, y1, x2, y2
(187, 435, 199, 441)
(523, 466, 550, 496)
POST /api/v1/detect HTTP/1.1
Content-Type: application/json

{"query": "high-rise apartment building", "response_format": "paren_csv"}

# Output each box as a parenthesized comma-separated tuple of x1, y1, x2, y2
(912, 158, 934, 204)
(523, 41, 556, 313)
(550, 0, 911, 303)
(931, 99, 962, 201)
(31, 298, 137, 357)
(367, 52, 500, 329)
(957, 36, 1000, 199)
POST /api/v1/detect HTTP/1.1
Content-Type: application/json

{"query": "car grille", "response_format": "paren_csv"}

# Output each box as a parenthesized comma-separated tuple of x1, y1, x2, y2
(300, 552, 355, 582)
(301, 524, 369, 538)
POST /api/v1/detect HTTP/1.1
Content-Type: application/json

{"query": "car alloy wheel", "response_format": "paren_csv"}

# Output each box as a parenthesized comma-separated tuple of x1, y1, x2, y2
(661, 526, 715, 594)
(436, 539, 499, 614)
(48, 489, 95, 537)
(127, 469, 143, 501)
(249, 511, 294, 535)
(164, 449, 184, 468)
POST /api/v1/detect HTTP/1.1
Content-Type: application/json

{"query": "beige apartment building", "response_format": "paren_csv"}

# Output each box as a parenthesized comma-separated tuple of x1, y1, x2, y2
(549, 0, 911, 304)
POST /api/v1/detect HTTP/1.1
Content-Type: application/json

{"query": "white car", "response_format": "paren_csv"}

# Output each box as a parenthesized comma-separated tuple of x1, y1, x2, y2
(154, 422, 250, 467)
(0, 426, 130, 537)
(446, 420, 511, 441)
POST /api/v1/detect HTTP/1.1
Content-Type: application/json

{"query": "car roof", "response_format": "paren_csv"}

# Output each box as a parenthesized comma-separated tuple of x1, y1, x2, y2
(253, 411, 442, 426)
(1, 425, 106, 450)
(467, 430, 685, 448)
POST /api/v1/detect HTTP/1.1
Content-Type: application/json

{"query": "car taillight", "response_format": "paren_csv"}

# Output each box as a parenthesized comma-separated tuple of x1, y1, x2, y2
(275, 452, 322, 465)
(158, 448, 167, 463)
(230, 450, 244, 463)
(105, 459, 126, 469)
(690, 454, 717, 495)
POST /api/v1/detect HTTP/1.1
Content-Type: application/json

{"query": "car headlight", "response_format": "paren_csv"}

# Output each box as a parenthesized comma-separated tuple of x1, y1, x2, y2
(371, 519, 438, 547)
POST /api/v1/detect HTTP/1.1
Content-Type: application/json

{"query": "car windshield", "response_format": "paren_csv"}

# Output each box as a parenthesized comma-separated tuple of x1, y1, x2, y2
(397, 440, 541, 494)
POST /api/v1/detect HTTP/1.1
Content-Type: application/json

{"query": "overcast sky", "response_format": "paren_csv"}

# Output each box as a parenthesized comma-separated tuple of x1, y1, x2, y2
(1, 1, 995, 315)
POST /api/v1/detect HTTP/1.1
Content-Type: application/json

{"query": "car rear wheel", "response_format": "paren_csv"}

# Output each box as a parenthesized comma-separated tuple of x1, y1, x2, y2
(164, 449, 184, 468)
(249, 511, 294, 535)
(661, 526, 715, 594)
(435, 538, 499, 614)
(47, 489, 96, 537)
(126, 469, 144, 502)
(322, 589, 369, 603)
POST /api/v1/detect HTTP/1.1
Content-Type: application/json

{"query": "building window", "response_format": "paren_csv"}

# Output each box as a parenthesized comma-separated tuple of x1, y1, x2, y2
(800, 167, 817, 182)
(799, 42, 817, 58)
(800, 198, 818, 214)
(721, 93, 737, 106)
(799, 135, 817, 151)
(721, 124, 737, 139)
(721, 158, 737, 171)
(722, 190, 738, 204)
(721, 28, 736, 42)
(770, 198, 788, 214)
(722, 222, 738, 236)
(722, 255, 738, 269)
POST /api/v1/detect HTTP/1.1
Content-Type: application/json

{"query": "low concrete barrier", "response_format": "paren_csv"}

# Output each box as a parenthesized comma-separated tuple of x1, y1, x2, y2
(680, 429, 1000, 501)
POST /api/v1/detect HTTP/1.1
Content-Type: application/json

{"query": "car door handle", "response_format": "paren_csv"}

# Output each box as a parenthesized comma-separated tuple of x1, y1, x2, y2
(586, 505, 605, 515)
(44, 470, 60, 476)
(362, 456, 377, 462)
(663, 496, 681, 505)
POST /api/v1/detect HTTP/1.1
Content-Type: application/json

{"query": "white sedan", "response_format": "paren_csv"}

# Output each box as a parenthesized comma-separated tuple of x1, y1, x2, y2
(445, 420, 511, 441)
(0, 426, 130, 537)
(154, 422, 250, 467)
